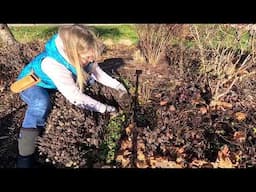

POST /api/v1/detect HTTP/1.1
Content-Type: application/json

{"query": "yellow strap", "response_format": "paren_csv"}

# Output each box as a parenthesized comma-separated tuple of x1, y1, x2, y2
(10, 72, 41, 93)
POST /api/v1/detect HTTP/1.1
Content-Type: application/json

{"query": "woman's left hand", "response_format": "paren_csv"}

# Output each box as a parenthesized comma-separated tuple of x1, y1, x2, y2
(116, 83, 127, 93)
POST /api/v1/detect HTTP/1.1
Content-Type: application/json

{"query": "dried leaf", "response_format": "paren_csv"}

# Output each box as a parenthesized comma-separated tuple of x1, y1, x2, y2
(237, 69, 249, 76)
(65, 161, 74, 167)
(125, 123, 134, 136)
(149, 158, 157, 168)
(176, 147, 185, 154)
(123, 150, 132, 156)
(191, 93, 202, 105)
(166, 132, 173, 140)
(215, 157, 233, 168)
(137, 150, 146, 161)
(150, 157, 182, 168)
(136, 161, 149, 168)
(253, 127, 256, 134)
(199, 106, 208, 114)
(120, 139, 132, 150)
(219, 101, 233, 109)
(191, 159, 211, 167)
(160, 100, 168, 106)
(234, 112, 247, 122)
(211, 101, 233, 109)
(116, 154, 130, 167)
(176, 157, 184, 164)
(233, 131, 246, 143)
(220, 145, 230, 157)
(215, 145, 234, 168)
(169, 105, 176, 111)
(155, 93, 162, 98)
(137, 141, 145, 151)
(191, 99, 200, 105)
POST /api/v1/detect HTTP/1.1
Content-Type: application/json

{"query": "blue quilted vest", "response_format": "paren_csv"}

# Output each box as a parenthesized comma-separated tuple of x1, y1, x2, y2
(17, 34, 77, 89)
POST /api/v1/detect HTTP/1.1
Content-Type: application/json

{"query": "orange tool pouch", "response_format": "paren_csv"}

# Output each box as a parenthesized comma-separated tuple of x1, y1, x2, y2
(10, 72, 41, 93)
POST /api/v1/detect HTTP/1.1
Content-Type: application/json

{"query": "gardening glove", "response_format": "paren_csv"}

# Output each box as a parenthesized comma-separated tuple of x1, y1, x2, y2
(116, 83, 129, 99)
(105, 104, 116, 112)
(105, 105, 119, 118)
(116, 83, 127, 93)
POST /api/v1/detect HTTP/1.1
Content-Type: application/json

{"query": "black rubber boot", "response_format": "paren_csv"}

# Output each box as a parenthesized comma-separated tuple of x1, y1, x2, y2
(16, 154, 35, 168)
(16, 127, 40, 168)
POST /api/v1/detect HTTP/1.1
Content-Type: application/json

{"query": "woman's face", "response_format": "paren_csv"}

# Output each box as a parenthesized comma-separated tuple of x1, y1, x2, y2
(79, 49, 95, 66)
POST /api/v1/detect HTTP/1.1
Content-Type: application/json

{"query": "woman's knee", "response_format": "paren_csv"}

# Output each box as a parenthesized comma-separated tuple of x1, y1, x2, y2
(33, 97, 52, 109)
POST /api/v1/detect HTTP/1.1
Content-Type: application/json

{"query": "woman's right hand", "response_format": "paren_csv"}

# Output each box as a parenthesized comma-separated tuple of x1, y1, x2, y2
(105, 105, 116, 112)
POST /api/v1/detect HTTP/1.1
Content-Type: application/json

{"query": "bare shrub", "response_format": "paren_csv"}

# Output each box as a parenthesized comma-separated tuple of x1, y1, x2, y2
(190, 24, 256, 106)
(229, 24, 256, 62)
(135, 24, 182, 66)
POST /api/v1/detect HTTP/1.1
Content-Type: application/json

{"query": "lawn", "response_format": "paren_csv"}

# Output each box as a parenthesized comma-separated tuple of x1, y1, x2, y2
(10, 24, 138, 44)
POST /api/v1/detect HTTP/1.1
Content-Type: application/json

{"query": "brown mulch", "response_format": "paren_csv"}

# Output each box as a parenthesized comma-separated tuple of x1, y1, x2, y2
(1, 42, 256, 168)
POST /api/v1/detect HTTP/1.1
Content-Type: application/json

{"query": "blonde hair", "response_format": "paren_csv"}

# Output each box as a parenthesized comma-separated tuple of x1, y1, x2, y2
(58, 24, 100, 91)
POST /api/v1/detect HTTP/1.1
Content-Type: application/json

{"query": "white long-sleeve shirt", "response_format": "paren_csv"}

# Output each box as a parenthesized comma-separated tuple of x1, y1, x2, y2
(41, 35, 121, 113)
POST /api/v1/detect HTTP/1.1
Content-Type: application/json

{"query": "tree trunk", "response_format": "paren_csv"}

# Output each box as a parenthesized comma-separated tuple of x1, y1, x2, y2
(0, 24, 19, 47)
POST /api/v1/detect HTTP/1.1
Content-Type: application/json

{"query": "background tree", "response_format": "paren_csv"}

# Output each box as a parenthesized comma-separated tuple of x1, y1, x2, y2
(0, 24, 19, 47)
